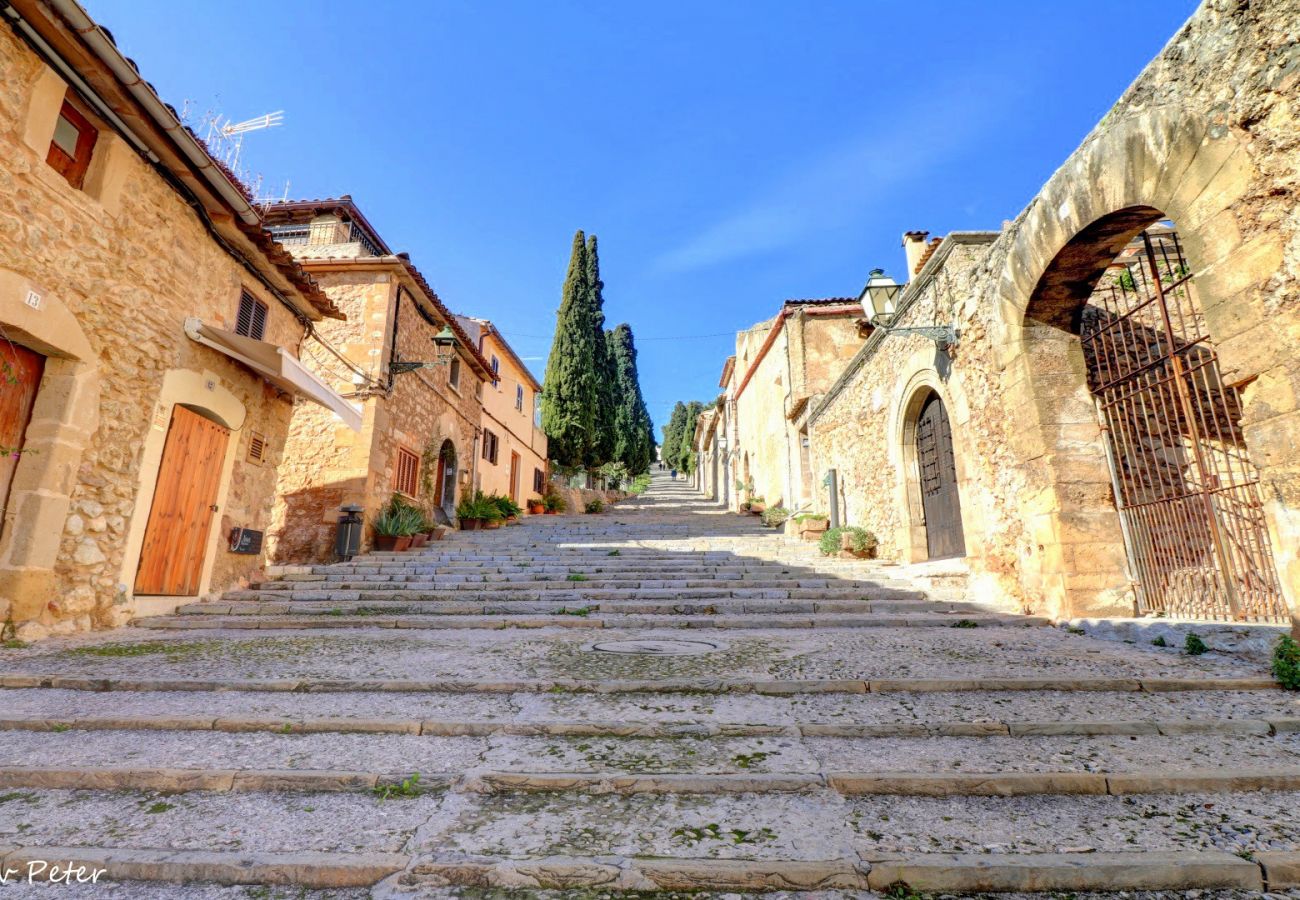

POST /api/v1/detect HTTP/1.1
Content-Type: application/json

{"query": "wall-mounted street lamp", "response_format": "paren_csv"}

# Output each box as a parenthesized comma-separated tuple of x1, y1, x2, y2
(390, 326, 459, 375)
(860, 268, 959, 352)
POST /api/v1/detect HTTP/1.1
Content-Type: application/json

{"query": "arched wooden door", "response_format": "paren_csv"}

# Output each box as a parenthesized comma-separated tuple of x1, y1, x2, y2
(916, 393, 965, 560)
(135, 405, 229, 595)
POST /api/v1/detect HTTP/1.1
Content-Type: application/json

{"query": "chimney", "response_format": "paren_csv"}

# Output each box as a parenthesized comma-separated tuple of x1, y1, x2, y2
(902, 231, 930, 277)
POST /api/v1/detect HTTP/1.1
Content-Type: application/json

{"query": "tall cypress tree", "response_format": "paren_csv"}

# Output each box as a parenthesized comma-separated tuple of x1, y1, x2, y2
(586, 235, 617, 467)
(678, 400, 705, 473)
(607, 323, 653, 474)
(661, 402, 687, 471)
(541, 231, 596, 468)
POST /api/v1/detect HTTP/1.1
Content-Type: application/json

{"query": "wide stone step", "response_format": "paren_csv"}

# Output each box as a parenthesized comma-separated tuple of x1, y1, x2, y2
(3, 685, 1294, 729)
(180, 598, 982, 617)
(226, 587, 920, 602)
(134, 613, 1047, 632)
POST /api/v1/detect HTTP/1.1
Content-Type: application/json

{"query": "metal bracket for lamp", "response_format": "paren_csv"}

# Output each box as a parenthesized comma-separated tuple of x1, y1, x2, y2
(389, 326, 459, 375)
(876, 322, 960, 352)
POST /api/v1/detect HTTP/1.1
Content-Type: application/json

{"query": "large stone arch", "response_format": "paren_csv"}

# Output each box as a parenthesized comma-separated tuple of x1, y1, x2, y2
(992, 108, 1296, 624)
(0, 268, 100, 626)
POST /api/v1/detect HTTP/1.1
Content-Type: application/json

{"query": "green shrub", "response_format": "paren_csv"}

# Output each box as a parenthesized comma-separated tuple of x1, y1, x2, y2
(1184, 633, 1209, 656)
(542, 493, 567, 513)
(1273, 636, 1300, 690)
(818, 526, 878, 556)
(585, 498, 604, 514)
(376, 495, 425, 536)
(760, 506, 790, 527)
(793, 513, 827, 524)
(489, 493, 522, 519)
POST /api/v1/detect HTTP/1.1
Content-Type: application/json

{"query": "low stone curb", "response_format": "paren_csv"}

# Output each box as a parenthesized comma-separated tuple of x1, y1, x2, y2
(0, 714, 1292, 740)
(0, 673, 1280, 695)
(401, 850, 1272, 892)
(1259, 852, 1300, 889)
(3, 765, 1298, 798)
(0, 845, 408, 888)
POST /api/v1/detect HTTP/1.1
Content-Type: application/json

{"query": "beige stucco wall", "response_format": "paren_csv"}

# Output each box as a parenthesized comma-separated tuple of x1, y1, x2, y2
(477, 330, 547, 505)
(0, 29, 314, 637)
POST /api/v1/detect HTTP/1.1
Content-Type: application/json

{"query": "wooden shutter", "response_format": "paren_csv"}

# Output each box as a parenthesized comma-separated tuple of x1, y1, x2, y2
(236, 291, 268, 340)
(46, 99, 97, 189)
(394, 447, 420, 496)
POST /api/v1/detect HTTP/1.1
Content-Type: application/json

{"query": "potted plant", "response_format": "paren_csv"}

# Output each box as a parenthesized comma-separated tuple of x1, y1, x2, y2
(749, 496, 766, 515)
(492, 494, 523, 524)
(527, 497, 545, 515)
(585, 498, 604, 514)
(542, 493, 566, 515)
(794, 513, 829, 541)
(760, 505, 789, 528)
(373, 507, 409, 551)
(739, 499, 752, 513)
(456, 496, 483, 530)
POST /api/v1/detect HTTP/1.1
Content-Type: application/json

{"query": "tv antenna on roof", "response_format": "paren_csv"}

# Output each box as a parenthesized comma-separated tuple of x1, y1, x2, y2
(204, 110, 283, 172)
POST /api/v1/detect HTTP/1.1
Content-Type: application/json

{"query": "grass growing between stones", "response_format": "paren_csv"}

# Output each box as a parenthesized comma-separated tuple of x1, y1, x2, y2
(67, 640, 226, 660)
(373, 773, 425, 801)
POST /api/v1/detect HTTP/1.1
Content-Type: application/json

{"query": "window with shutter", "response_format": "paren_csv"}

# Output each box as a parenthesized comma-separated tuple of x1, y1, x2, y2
(394, 447, 420, 496)
(516, 385, 524, 411)
(448, 358, 461, 390)
(533, 468, 545, 493)
(482, 429, 499, 465)
(235, 291, 268, 340)
(46, 98, 98, 189)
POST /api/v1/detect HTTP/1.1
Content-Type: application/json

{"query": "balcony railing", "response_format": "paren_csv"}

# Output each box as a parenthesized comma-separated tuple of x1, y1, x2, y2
(267, 221, 383, 257)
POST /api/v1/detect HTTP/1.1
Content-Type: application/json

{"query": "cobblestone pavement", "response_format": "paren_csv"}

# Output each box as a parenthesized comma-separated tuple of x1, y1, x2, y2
(1, 472, 1297, 896)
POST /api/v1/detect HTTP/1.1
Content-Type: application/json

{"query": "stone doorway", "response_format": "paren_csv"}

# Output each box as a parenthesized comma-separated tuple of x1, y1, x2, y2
(914, 391, 965, 560)
(433, 439, 458, 523)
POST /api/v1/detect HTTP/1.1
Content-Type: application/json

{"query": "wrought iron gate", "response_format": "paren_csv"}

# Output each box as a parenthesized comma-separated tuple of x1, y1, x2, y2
(1080, 227, 1286, 622)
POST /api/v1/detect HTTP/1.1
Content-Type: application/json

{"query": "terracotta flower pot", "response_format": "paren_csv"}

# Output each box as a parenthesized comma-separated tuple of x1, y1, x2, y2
(410, 533, 428, 548)
(484, 519, 502, 530)
(545, 510, 558, 515)
(394, 536, 413, 552)
(427, 528, 446, 541)
(374, 534, 401, 551)
(528, 504, 544, 515)
(460, 518, 481, 531)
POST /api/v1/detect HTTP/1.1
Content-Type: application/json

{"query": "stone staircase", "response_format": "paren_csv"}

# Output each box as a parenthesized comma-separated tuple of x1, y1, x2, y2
(0, 471, 1297, 895)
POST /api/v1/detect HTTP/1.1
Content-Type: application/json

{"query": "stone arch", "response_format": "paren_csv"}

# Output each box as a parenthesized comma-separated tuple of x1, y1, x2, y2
(119, 368, 246, 616)
(993, 109, 1294, 620)
(0, 268, 100, 626)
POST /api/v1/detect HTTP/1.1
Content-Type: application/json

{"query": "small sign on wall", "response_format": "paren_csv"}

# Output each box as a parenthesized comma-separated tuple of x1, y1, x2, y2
(228, 527, 264, 555)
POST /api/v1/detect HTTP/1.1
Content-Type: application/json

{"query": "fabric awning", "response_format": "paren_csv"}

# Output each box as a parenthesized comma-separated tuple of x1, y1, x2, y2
(184, 317, 362, 431)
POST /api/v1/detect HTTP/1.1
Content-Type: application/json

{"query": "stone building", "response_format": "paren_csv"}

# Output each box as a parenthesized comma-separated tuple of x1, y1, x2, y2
(0, 1, 358, 638)
(263, 198, 495, 562)
(808, 0, 1300, 633)
(691, 406, 720, 500)
(724, 299, 865, 513)
(455, 317, 548, 506)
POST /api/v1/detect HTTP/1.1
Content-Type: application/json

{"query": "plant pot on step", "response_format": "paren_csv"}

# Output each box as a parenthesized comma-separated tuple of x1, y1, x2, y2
(410, 532, 428, 549)
(427, 527, 446, 541)
(528, 504, 544, 515)
(394, 536, 414, 552)
(373, 534, 401, 552)
(459, 518, 481, 531)
(484, 519, 502, 530)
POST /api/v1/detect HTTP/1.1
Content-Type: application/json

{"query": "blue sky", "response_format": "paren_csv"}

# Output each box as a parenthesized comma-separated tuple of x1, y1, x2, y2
(88, 0, 1197, 430)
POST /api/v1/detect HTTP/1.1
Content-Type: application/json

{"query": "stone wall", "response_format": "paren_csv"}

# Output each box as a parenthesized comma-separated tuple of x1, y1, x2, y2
(269, 266, 485, 562)
(810, 0, 1300, 630)
(0, 27, 316, 637)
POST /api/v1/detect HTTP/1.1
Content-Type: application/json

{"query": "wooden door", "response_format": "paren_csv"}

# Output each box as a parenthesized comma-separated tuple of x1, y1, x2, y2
(0, 342, 45, 534)
(509, 452, 521, 503)
(916, 393, 965, 560)
(135, 406, 229, 595)
(433, 456, 446, 507)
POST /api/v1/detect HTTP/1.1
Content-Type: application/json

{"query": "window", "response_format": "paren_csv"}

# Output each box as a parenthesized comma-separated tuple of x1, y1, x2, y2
(47, 98, 98, 189)
(246, 431, 266, 465)
(448, 357, 461, 391)
(516, 385, 524, 411)
(482, 429, 499, 465)
(533, 468, 545, 493)
(394, 446, 420, 496)
(235, 290, 268, 340)
(490, 355, 500, 384)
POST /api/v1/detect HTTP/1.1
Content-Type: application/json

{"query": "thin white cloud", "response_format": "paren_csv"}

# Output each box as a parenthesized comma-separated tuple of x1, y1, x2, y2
(652, 83, 1011, 275)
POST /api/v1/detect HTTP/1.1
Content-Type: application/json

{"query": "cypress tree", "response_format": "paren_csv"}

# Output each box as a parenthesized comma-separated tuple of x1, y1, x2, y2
(661, 402, 687, 471)
(586, 235, 618, 467)
(607, 324, 653, 474)
(678, 400, 705, 472)
(541, 231, 597, 468)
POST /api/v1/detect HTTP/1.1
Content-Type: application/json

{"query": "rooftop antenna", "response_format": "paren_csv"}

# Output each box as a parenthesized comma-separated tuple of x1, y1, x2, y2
(206, 110, 284, 172)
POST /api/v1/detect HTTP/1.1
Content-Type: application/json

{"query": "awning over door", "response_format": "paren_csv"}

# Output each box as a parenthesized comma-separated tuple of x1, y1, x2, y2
(184, 317, 362, 431)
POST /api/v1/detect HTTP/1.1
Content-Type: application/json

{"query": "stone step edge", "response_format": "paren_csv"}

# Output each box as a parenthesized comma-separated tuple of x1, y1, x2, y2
(398, 850, 1298, 892)
(5, 766, 1300, 798)
(133, 613, 1044, 631)
(0, 845, 406, 889)
(0, 674, 1280, 695)
(1, 714, 1294, 739)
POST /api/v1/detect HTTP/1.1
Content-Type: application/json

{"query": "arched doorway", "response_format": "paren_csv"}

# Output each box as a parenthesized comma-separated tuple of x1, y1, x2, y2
(911, 391, 965, 560)
(432, 439, 457, 522)
(1076, 220, 1284, 621)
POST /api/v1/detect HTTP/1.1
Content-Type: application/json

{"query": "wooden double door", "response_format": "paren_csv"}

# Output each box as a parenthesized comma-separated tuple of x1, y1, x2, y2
(134, 406, 229, 596)
(916, 393, 965, 560)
